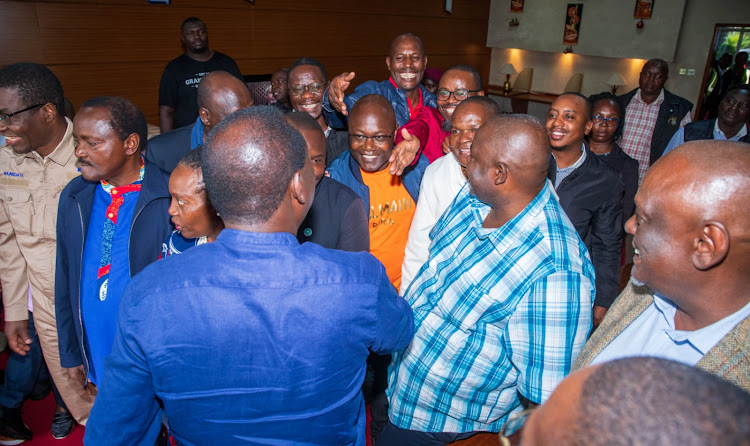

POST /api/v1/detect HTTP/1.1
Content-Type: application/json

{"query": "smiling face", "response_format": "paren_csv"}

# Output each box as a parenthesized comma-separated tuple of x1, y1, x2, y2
(168, 164, 217, 239)
(181, 21, 209, 54)
(589, 99, 620, 144)
(348, 100, 397, 172)
(386, 36, 427, 92)
(449, 101, 493, 167)
(73, 106, 137, 183)
(288, 65, 327, 127)
(546, 95, 592, 152)
(0, 87, 49, 155)
(437, 69, 483, 121)
(624, 163, 691, 292)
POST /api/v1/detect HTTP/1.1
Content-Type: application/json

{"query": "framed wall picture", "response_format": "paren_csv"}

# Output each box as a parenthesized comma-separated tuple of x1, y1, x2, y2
(634, 0, 655, 19)
(510, 0, 524, 13)
(563, 4, 583, 45)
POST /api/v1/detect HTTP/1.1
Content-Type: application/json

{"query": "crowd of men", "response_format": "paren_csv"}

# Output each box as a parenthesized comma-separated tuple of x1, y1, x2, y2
(0, 15, 749, 446)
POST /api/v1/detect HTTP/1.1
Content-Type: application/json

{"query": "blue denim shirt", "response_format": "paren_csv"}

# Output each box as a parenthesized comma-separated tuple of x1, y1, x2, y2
(323, 79, 437, 129)
(85, 229, 414, 446)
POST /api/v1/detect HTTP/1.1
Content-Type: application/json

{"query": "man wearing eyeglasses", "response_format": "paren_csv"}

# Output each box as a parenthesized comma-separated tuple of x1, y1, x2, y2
(391, 65, 485, 167)
(617, 59, 692, 184)
(328, 94, 428, 443)
(147, 70, 253, 173)
(662, 83, 750, 156)
(0, 63, 94, 442)
(287, 58, 349, 167)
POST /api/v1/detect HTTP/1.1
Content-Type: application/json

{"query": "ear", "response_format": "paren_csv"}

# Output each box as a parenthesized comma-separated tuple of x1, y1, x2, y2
(584, 119, 594, 136)
(692, 222, 729, 271)
(385, 57, 392, 73)
(289, 170, 312, 206)
(423, 55, 428, 68)
(123, 133, 140, 157)
(40, 103, 57, 123)
(493, 162, 508, 186)
(199, 107, 211, 127)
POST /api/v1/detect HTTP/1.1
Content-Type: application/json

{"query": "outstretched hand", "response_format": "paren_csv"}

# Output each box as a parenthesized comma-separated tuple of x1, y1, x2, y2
(329, 72, 356, 115)
(389, 129, 421, 176)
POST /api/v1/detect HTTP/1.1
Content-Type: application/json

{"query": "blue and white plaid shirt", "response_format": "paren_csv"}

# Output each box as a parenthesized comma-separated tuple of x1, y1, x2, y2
(388, 182, 595, 433)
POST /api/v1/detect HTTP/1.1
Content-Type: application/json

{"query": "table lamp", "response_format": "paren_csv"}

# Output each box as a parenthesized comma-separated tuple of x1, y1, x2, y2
(499, 63, 518, 96)
(606, 73, 627, 94)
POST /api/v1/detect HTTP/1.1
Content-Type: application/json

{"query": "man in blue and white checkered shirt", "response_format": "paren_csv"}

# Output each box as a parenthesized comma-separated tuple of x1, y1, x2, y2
(379, 114, 595, 445)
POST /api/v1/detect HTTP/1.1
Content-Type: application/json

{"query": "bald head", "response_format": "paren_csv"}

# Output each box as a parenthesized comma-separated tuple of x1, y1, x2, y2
(648, 141, 750, 230)
(626, 140, 750, 314)
(389, 33, 424, 56)
(349, 94, 397, 132)
(466, 114, 551, 214)
(197, 71, 254, 134)
(478, 114, 550, 186)
(202, 106, 308, 227)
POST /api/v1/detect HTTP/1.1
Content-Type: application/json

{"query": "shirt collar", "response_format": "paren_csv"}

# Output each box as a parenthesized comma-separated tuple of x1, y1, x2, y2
(653, 293, 750, 355)
(470, 181, 553, 253)
(19, 118, 75, 166)
(714, 119, 748, 140)
(555, 143, 587, 173)
(100, 157, 146, 193)
(388, 77, 423, 118)
(635, 88, 665, 106)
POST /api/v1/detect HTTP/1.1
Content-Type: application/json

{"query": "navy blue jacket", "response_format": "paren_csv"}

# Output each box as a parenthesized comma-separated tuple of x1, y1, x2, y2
(327, 150, 428, 213)
(55, 161, 172, 375)
(323, 79, 437, 129)
(145, 123, 193, 173)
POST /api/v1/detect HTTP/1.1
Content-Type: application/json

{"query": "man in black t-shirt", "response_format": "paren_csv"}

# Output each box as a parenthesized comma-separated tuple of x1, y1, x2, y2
(159, 17, 243, 133)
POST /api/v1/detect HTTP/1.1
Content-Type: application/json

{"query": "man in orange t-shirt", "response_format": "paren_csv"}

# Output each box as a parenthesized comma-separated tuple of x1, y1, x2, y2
(327, 94, 428, 441)
(328, 94, 428, 290)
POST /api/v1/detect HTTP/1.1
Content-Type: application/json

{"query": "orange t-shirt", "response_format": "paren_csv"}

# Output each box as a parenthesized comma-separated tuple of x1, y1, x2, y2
(360, 167, 416, 290)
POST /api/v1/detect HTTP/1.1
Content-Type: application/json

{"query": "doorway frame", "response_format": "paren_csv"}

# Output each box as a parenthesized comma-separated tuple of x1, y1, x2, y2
(696, 23, 750, 119)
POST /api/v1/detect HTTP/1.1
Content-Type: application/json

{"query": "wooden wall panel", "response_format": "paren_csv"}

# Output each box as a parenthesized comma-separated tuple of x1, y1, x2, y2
(0, 0, 491, 124)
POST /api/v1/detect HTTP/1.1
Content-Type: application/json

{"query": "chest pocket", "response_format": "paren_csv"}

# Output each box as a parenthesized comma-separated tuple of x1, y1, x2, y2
(0, 188, 33, 235)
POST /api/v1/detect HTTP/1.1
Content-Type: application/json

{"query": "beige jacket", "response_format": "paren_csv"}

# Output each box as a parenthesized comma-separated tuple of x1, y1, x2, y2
(0, 119, 80, 321)
(573, 279, 750, 393)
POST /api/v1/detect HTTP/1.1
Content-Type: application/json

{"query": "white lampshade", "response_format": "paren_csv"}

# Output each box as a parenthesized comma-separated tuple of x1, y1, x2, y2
(606, 73, 627, 87)
(499, 63, 518, 75)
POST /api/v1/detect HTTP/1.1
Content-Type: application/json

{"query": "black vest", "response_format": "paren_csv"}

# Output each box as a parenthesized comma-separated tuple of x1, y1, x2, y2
(683, 119, 750, 144)
(618, 88, 693, 165)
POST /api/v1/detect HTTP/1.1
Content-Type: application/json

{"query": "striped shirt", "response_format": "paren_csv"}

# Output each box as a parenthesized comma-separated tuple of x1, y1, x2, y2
(388, 182, 595, 433)
(621, 89, 691, 183)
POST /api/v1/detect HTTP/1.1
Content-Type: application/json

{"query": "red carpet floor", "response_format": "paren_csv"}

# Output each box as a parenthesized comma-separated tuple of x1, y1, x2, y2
(0, 350, 85, 446)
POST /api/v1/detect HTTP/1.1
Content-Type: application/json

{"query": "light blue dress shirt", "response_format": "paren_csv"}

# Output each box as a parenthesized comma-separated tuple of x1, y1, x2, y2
(592, 294, 750, 366)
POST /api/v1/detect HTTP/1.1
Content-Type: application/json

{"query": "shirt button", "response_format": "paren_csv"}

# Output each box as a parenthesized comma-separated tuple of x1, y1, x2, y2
(108, 213, 114, 218)
(112, 189, 118, 194)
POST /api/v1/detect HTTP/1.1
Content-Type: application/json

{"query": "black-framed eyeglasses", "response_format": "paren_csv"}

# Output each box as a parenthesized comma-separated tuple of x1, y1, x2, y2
(0, 103, 45, 126)
(592, 115, 621, 127)
(499, 407, 535, 446)
(437, 88, 481, 101)
(348, 134, 393, 145)
(288, 83, 327, 96)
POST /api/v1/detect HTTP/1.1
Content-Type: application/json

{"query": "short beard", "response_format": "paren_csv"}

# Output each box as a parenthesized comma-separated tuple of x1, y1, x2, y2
(441, 118, 451, 132)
